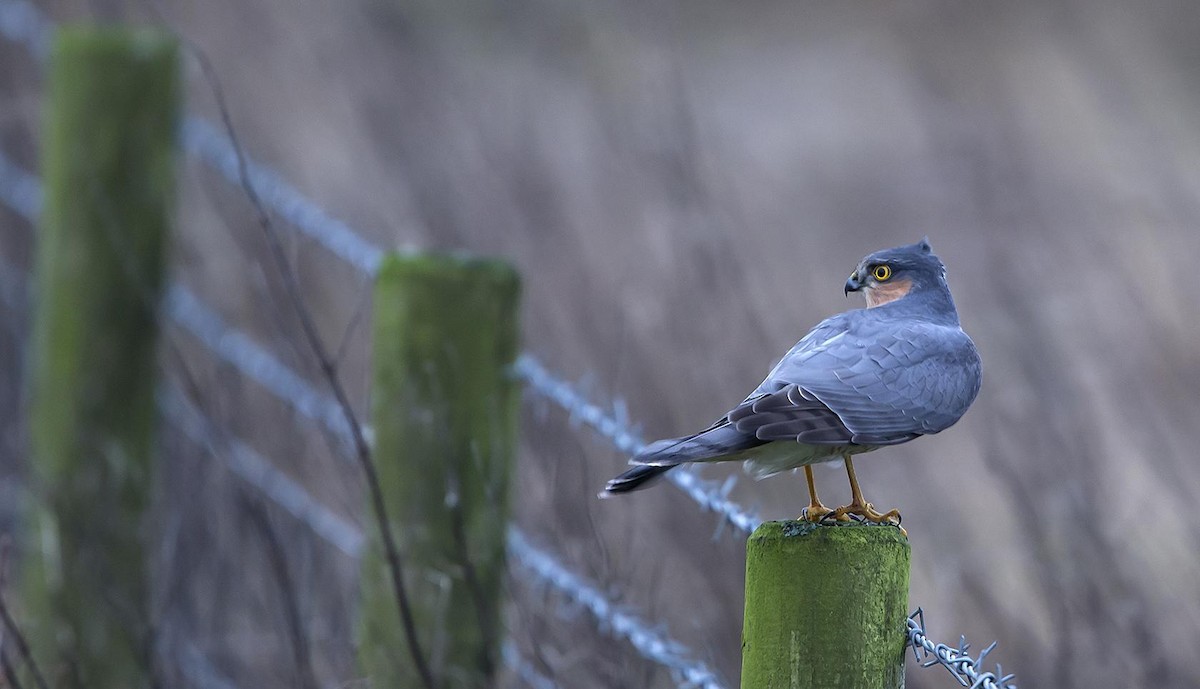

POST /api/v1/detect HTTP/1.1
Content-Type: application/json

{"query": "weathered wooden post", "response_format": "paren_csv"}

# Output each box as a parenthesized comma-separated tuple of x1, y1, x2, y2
(23, 27, 178, 688)
(360, 254, 520, 688)
(741, 522, 910, 689)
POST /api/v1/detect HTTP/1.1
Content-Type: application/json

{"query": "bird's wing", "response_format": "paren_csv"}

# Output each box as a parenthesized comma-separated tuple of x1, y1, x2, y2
(732, 319, 981, 446)
(629, 314, 859, 466)
(727, 384, 856, 444)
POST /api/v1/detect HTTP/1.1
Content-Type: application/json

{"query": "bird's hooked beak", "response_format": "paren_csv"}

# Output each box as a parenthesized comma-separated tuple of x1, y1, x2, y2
(844, 270, 863, 296)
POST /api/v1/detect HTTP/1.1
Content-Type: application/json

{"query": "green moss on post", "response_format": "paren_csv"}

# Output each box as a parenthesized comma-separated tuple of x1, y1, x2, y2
(740, 522, 911, 689)
(23, 27, 179, 689)
(360, 253, 520, 688)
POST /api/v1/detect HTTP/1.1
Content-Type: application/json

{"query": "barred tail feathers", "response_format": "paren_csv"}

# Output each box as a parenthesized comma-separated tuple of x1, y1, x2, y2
(602, 422, 761, 496)
(602, 464, 673, 495)
(632, 422, 758, 466)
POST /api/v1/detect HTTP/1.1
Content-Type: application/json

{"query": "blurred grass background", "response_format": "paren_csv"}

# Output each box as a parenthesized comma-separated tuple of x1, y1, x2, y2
(3, 0, 1200, 687)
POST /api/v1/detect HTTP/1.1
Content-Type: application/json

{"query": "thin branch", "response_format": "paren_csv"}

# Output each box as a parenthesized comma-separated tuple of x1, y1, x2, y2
(445, 469, 496, 678)
(0, 538, 49, 689)
(333, 280, 372, 368)
(0, 646, 24, 689)
(189, 49, 436, 689)
(241, 494, 319, 689)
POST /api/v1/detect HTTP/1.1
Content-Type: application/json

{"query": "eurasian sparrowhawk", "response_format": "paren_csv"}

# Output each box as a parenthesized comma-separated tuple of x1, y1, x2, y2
(603, 239, 982, 530)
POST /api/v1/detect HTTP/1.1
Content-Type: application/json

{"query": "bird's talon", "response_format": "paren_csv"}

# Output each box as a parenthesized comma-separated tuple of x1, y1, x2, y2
(824, 507, 855, 523)
(800, 502, 835, 523)
(828, 501, 904, 530)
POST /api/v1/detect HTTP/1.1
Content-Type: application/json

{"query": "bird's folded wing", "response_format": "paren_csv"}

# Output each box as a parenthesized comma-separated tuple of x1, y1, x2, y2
(727, 385, 856, 444)
(735, 321, 981, 446)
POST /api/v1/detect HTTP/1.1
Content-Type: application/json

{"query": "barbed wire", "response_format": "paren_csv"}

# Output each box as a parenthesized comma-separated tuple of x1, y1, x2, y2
(514, 354, 761, 535)
(507, 528, 727, 689)
(907, 609, 1017, 689)
(166, 372, 683, 689)
(0, 0, 49, 59)
(158, 382, 365, 558)
(180, 117, 385, 276)
(2, 0, 761, 538)
(0, 0, 763, 534)
(163, 360, 715, 686)
(178, 58, 767, 539)
(163, 284, 360, 454)
(165, 360, 718, 689)
(0, 276, 565, 689)
(0, 144, 41, 218)
(0, 150, 356, 435)
(0, 146, 362, 445)
(182, 66, 764, 536)
(184, 88, 764, 535)
(0, 154, 569, 688)
(165, 358, 705, 688)
(0, 159, 709, 687)
(0, 11, 1020, 687)
(501, 642, 560, 689)
(0, 120, 1020, 689)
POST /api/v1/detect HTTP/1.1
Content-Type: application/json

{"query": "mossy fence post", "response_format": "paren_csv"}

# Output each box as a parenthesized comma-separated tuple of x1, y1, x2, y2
(740, 522, 911, 689)
(23, 27, 179, 689)
(360, 253, 520, 688)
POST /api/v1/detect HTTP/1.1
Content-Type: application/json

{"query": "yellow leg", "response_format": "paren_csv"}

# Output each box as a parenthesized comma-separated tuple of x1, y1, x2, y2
(798, 466, 835, 522)
(831, 455, 905, 535)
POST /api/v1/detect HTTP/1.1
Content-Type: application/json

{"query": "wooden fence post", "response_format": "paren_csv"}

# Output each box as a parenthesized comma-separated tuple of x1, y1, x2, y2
(360, 253, 520, 688)
(740, 522, 911, 689)
(23, 27, 179, 688)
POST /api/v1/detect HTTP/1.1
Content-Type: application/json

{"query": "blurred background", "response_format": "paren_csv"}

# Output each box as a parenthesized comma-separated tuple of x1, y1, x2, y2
(3, 0, 1200, 687)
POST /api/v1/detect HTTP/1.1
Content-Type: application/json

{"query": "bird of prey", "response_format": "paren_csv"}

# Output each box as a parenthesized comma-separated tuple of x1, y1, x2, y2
(603, 239, 981, 529)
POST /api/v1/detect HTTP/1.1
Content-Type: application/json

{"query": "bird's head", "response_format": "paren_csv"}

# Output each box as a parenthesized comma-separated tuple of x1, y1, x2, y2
(844, 237, 948, 308)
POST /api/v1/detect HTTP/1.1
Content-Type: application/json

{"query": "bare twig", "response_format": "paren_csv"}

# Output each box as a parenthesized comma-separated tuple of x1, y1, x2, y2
(0, 646, 25, 689)
(0, 537, 50, 689)
(189, 49, 436, 689)
(333, 281, 372, 368)
(444, 469, 496, 678)
(241, 494, 319, 689)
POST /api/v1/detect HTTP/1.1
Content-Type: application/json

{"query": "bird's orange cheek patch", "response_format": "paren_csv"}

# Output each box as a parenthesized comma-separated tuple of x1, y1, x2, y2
(865, 277, 913, 308)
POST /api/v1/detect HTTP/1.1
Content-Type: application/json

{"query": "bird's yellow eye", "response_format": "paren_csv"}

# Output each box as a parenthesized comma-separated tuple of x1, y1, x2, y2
(873, 265, 892, 281)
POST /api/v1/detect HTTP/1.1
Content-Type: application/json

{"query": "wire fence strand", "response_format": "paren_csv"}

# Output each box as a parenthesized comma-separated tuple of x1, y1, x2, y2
(158, 383, 365, 558)
(0, 265, 567, 689)
(0, 127, 1019, 689)
(0, 0, 764, 534)
(180, 117, 385, 276)
(0, 12, 1020, 686)
(0, 0, 49, 59)
(907, 609, 1017, 689)
(507, 528, 728, 689)
(0, 152, 568, 688)
(0, 144, 41, 219)
(0, 175, 1020, 689)
(164, 284, 359, 453)
(514, 354, 761, 534)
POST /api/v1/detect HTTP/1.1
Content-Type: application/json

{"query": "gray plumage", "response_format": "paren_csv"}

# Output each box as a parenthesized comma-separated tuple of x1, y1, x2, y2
(604, 238, 981, 494)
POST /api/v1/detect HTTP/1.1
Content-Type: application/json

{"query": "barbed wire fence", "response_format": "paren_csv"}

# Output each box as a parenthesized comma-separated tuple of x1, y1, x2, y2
(0, 156, 726, 689)
(0, 2, 1016, 687)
